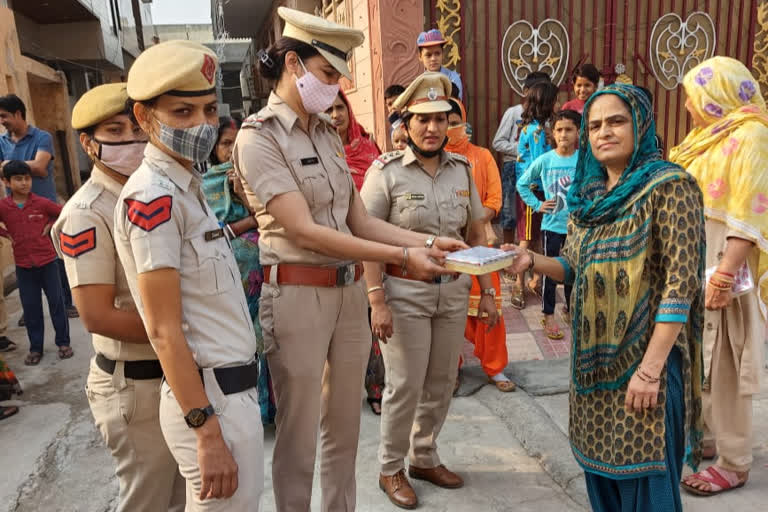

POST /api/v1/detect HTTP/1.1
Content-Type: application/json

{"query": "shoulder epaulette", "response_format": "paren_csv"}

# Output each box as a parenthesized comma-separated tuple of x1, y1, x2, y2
(446, 151, 470, 166)
(241, 107, 275, 130)
(72, 180, 104, 210)
(372, 150, 405, 170)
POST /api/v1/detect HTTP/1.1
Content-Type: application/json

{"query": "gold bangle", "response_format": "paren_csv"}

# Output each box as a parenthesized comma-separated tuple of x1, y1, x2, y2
(366, 286, 384, 295)
(527, 249, 535, 273)
(401, 247, 409, 276)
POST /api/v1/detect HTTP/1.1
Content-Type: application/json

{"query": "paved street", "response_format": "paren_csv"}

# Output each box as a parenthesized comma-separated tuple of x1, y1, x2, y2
(1, 282, 766, 511)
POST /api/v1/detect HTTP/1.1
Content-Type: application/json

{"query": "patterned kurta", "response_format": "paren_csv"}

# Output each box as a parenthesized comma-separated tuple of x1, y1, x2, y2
(559, 173, 705, 477)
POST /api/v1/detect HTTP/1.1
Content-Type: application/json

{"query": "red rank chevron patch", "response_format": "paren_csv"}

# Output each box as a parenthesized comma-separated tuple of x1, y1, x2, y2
(60, 227, 96, 258)
(125, 196, 173, 232)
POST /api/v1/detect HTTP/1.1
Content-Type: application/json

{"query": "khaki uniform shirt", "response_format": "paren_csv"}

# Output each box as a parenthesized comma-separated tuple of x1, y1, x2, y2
(360, 147, 484, 238)
(232, 91, 356, 266)
(114, 143, 256, 369)
(51, 167, 156, 362)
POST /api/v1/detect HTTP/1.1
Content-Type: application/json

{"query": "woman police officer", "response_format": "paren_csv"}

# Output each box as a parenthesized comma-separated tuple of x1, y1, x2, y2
(231, 8, 466, 512)
(114, 41, 263, 510)
(51, 83, 185, 511)
(360, 72, 499, 509)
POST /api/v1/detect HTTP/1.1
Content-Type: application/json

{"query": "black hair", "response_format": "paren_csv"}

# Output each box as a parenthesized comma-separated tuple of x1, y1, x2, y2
(637, 85, 654, 104)
(3, 160, 31, 180)
(257, 37, 320, 83)
(520, 81, 559, 130)
(450, 82, 460, 99)
(388, 111, 402, 125)
(523, 71, 551, 90)
(209, 117, 240, 165)
(573, 63, 600, 85)
(0, 94, 26, 120)
(448, 98, 462, 118)
(553, 109, 582, 128)
(384, 84, 405, 99)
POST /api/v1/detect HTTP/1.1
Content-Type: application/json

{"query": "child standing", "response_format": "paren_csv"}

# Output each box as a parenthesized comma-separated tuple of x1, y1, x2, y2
(512, 80, 559, 309)
(0, 161, 70, 365)
(416, 29, 464, 99)
(517, 110, 581, 338)
(561, 63, 600, 114)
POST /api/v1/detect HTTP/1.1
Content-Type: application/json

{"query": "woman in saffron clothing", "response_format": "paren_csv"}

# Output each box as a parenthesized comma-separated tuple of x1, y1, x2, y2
(504, 84, 704, 511)
(672, 57, 768, 496)
(445, 99, 514, 392)
(327, 91, 386, 413)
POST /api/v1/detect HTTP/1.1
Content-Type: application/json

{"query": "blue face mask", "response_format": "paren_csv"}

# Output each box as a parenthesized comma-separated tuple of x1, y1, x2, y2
(155, 119, 218, 165)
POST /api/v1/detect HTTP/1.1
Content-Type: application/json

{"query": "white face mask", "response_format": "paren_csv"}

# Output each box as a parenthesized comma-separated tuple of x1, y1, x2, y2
(94, 139, 147, 177)
(295, 58, 340, 114)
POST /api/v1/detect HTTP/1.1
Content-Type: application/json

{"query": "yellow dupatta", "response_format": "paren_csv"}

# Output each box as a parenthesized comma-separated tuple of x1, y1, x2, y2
(669, 56, 768, 315)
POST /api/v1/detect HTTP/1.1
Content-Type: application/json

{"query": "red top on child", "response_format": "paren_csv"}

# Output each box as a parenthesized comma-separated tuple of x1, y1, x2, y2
(0, 193, 62, 268)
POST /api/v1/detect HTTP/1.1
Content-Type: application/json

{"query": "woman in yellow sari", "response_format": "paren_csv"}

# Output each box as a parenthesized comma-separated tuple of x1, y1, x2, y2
(671, 56, 768, 496)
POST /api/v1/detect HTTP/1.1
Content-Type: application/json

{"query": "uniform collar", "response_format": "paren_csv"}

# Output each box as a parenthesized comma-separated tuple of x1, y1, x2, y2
(143, 142, 197, 192)
(89, 167, 124, 197)
(268, 91, 300, 132)
(268, 91, 326, 133)
(402, 145, 449, 167)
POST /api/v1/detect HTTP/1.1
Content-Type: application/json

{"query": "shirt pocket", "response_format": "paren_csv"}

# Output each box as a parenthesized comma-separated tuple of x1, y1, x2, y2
(292, 159, 334, 211)
(396, 195, 429, 231)
(445, 193, 470, 233)
(188, 237, 237, 295)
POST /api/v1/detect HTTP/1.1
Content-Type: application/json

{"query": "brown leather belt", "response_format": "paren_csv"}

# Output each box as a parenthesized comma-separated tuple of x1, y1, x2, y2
(385, 264, 459, 284)
(263, 263, 363, 287)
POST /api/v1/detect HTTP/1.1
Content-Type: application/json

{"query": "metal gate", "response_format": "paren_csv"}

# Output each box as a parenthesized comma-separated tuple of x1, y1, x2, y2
(430, 0, 760, 154)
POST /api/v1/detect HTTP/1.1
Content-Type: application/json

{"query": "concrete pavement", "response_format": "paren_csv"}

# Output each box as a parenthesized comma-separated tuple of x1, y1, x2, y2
(1, 281, 767, 511)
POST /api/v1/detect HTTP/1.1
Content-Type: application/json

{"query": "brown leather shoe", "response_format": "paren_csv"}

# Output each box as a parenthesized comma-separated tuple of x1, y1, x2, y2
(408, 464, 464, 489)
(379, 470, 418, 509)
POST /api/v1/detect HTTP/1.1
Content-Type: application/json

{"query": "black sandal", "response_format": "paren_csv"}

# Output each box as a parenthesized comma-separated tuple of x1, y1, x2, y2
(0, 405, 19, 421)
(367, 398, 382, 416)
(58, 346, 74, 360)
(0, 337, 17, 352)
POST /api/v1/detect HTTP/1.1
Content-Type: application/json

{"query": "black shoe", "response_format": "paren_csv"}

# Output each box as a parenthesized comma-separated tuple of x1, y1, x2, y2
(0, 336, 17, 352)
(66, 306, 79, 319)
(17, 316, 25, 327)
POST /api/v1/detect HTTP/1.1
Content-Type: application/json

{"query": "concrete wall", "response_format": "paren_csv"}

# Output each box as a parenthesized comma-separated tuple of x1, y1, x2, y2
(0, 7, 81, 202)
(156, 24, 214, 43)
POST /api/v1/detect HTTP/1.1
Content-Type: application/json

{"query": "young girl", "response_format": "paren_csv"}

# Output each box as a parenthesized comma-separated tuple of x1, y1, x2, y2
(561, 63, 600, 114)
(517, 109, 580, 338)
(511, 81, 559, 309)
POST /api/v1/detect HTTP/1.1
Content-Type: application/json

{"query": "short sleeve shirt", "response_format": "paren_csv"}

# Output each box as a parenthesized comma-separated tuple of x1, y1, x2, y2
(232, 91, 356, 266)
(360, 146, 484, 239)
(114, 143, 257, 369)
(51, 168, 156, 361)
(0, 126, 57, 201)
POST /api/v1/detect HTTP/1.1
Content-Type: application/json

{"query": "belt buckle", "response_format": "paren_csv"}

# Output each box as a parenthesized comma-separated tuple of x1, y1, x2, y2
(336, 264, 354, 287)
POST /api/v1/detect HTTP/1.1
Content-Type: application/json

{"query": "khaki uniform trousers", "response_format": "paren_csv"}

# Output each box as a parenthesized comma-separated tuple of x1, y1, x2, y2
(86, 359, 186, 512)
(260, 280, 370, 512)
(702, 308, 756, 472)
(379, 274, 472, 475)
(159, 371, 264, 511)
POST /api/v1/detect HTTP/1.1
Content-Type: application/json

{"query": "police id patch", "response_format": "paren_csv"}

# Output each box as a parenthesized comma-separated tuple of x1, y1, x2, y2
(60, 227, 96, 258)
(125, 196, 173, 232)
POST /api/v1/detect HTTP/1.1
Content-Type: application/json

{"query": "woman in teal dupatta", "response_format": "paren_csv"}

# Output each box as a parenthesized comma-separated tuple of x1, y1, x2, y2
(203, 117, 276, 425)
(503, 84, 705, 511)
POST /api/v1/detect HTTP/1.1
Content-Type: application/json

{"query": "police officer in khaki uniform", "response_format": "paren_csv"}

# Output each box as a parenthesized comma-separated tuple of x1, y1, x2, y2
(51, 83, 185, 512)
(360, 72, 499, 509)
(113, 41, 263, 511)
(232, 8, 467, 512)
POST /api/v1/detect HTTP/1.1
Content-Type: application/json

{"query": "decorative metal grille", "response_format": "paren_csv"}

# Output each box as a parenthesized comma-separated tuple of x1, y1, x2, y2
(501, 18, 570, 95)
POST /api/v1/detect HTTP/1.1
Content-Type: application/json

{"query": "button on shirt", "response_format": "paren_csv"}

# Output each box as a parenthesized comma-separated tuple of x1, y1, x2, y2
(233, 91, 357, 266)
(360, 146, 484, 239)
(114, 143, 257, 369)
(0, 193, 61, 268)
(52, 168, 156, 362)
(0, 126, 57, 201)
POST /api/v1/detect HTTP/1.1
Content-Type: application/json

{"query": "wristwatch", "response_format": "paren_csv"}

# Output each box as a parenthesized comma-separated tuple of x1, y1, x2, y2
(185, 404, 215, 428)
(425, 235, 436, 249)
(481, 288, 496, 297)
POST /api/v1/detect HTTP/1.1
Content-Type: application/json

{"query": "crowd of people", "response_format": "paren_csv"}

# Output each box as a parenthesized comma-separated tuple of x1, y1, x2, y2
(0, 5, 765, 512)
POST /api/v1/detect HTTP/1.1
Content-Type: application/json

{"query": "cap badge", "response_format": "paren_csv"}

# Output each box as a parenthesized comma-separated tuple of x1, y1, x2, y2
(201, 54, 216, 84)
(427, 88, 438, 101)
